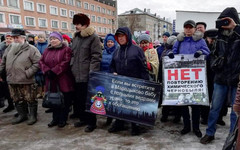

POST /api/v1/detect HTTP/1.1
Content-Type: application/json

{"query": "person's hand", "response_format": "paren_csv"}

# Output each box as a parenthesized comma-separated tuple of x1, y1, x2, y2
(194, 50, 203, 58)
(221, 17, 237, 30)
(113, 72, 118, 75)
(46, 70, 57, 80)
(0, 77, 2, 82)
(168, 52, 174, 59)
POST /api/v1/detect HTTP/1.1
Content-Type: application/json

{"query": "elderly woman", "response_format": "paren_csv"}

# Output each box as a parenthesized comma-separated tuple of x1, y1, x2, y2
(39, 32, 74, 128)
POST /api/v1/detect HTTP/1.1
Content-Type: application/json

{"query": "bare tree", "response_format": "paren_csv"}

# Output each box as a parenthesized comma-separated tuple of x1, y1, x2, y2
(118, 15, 143, 34)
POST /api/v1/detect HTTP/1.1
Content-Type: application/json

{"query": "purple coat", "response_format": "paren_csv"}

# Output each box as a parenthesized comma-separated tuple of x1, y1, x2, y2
(39, 44, 74, 93)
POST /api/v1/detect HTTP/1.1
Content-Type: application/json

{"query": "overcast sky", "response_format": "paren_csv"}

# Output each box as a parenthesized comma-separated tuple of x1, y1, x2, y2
(117, 0, 239, 21)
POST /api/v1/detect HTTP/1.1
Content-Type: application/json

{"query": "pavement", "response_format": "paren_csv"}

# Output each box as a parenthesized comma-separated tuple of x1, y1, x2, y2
(0, 100, 230, 150)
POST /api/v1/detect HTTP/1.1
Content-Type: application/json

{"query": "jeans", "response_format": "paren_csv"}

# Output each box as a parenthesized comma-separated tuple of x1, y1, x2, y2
(206, 83, 237, 136)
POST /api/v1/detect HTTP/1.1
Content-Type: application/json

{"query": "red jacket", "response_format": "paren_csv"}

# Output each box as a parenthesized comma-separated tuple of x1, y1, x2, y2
(39, 44, 74, 93)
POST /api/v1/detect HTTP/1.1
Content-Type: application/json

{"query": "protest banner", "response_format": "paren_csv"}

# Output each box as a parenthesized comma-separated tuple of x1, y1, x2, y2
(161, 54, 209, 106)
(86, 72, 161, 126)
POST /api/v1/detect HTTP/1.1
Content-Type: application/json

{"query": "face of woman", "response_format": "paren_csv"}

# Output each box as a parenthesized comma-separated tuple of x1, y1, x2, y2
(107, 40, 114, 48)
(38, 37, 46, 43)
(50, 37, 61, 47)
(140, 40, 149, 48)
(184, 25, 196, 37)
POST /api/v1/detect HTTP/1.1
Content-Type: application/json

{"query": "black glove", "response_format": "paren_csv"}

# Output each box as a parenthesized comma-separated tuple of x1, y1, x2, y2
(168, 52, 175, 59)
(46, 70, 57, 80)
(194, 50, 203, 58)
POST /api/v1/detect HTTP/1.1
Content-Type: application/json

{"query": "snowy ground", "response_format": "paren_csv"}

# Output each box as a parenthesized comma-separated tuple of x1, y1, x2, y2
(0, 100, 230, 150)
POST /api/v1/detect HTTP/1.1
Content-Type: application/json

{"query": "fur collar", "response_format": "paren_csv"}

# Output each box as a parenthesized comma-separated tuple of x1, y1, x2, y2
(177, 31, 204, 42)
(80, 26, 95, 37)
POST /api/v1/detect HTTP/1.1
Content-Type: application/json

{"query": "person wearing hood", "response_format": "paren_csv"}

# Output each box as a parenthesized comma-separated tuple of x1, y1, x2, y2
(201, 7, 240, 144)
(71, 13, 102, 132)
(100, 33, 119, 125)
(138, 33, 159, 82)
(169, 20, 210, 138)
(0, 29, 41, 125)
(39, 32, 74, 128)
(108, 27, 149, 136)
(0, 33, 14, 113)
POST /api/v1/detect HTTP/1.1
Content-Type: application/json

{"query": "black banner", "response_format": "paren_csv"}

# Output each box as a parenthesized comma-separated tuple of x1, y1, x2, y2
(86, 72, 161, 126)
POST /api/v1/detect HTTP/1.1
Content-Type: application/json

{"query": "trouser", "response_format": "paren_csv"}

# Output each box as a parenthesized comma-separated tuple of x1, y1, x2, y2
(0, 81, 13, 106)
(52, 92, 73, 123)
(162, 106, 181, 118)
(182, 105, 200, 130)
(75, 82, 96, 126)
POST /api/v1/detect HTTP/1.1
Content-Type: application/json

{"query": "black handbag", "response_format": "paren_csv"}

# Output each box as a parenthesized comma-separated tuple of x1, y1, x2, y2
(222, 117, 239, 150)
(42, 81, 64, 109)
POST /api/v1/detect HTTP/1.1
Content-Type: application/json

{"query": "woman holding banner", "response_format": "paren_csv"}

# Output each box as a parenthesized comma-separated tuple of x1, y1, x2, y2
(168, 20, 210, 138)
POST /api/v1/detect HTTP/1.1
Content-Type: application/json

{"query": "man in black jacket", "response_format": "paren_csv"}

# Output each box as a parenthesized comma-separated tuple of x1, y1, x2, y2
(201, 7, 240, 144)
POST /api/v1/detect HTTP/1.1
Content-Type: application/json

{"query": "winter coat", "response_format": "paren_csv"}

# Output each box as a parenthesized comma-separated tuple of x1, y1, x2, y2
(110, 27, 149, 80)
(100, 34, 119, 72)
(36, 41, 48, 55)
(0, 42, 41, 84)
(39, 44, 74, 93)
(71, 26, 102, 82)
(172, 31, 210, 55)
(156, 43, 165, 60)
(212, 8, 240, 86)
(0, 41, 8, 59)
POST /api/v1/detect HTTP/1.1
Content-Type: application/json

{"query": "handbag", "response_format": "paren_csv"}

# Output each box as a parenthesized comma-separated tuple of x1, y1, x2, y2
(42, 81, 64, 109)
(222, 117, 239, 150)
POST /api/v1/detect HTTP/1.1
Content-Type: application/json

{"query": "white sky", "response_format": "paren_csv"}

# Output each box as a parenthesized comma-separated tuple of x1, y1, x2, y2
(117, 0, 239, 21)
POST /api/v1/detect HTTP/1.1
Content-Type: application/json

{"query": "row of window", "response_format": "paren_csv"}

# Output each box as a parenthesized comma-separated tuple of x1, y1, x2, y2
(0, 13, 111, 33)
(0, 0, 115, 16)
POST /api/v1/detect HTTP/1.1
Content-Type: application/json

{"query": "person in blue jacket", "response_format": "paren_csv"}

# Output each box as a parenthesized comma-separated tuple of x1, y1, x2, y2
(100, 33, 118, 125)
(168, 20, 210, 138)
(109, 27, 149, 135)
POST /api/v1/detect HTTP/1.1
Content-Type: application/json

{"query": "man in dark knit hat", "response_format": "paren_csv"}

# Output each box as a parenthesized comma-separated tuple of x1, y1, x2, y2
(71, 13, 102, 132)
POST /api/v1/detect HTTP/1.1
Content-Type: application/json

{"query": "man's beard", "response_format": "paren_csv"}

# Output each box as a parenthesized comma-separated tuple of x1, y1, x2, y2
(222, 29, 234, 37)
(13, 42, 24, 48)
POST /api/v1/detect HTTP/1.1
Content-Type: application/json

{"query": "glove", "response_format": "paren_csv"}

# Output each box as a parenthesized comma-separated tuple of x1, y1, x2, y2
(147, 62, 152, 71)
(194, 50, 203, 58)
(168, 52, 174, 59)
(46, 70, 57, 80)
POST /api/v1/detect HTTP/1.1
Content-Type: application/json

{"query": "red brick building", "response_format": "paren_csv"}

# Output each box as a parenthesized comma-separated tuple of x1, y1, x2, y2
(0, 0, 117, 37)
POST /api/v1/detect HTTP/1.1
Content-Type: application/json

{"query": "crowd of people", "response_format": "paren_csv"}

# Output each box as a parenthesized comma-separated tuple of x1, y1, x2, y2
(1, 7, 240, 148)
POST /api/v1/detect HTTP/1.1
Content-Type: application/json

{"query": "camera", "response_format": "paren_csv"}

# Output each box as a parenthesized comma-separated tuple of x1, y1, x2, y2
(216, 19, 230, 28)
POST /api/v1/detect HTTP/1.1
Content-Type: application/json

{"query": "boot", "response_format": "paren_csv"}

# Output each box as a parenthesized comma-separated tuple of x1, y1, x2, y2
(3, 98, 14, 113)
(12, 101, 28, 125)
(27, 101, 38, 125)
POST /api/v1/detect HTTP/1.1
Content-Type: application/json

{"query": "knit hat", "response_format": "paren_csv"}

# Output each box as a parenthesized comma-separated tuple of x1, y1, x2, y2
(49, 32, 63, 42)
(163, 32, 170, 37)
(62, 34, 71, 43)
(184, 20, 196, 28)
(167, 35, 177, 46)
(73, 13, 90, 26)
(138, 34, 150, 43)
(106, 35, 115, 42)
(153, 40, 160, 46)
(5, 32, 12, 38)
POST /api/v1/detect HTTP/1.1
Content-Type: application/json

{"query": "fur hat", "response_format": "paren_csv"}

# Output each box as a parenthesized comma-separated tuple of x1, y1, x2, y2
(138, 34, 150, 43)
(73, 13, 90, 26)
(11, 28, 26, 36)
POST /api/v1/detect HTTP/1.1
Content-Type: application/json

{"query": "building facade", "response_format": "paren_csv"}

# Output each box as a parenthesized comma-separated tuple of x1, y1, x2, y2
(0, 0, 117, 37)
(118, 8, 172, 42)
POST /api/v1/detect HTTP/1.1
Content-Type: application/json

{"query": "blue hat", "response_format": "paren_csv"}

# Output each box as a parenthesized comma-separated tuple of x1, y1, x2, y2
(106, 35, 115, 42)
(163, 32, 170, 37)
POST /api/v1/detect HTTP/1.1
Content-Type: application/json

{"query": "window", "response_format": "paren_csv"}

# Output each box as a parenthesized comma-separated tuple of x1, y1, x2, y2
(90, 4, 95, 11)
(25, 16, 35, 26)
(76, 0, 81, 8)
(84, 2, 88, 9)
(108, 19, 111, 25)
(103, 28, 106, 33)
(7, 0, 19, 8)
(103, 18, 106, 24)
(107, 10, 111, 15)
(112, 11, 115, 16)
(97, 17, 101, 23)
(60, 8, 67, 17)
(98, 27, 101, 33)
(97, 6, 100, 12)
(91, 15, 95, 22)
(23, 1, 34, 11)
(38, 18, 47, 28)
(69, 0, 74, 5)
(0, 0, 3, 6)
(51, 20, 59, 28)
(69, 10, 75, 18)
(0, 13, 5, 23)
(59, 0, 66, 4)
(108, 28, 111, 33)
(70, 23, 75, 30)
(61, 22, 68, 29)
(102, 8, 105, 14)
(9, 14, 21, 24)
(50, 6, 58, 15)
(37, 3, 46, 13)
